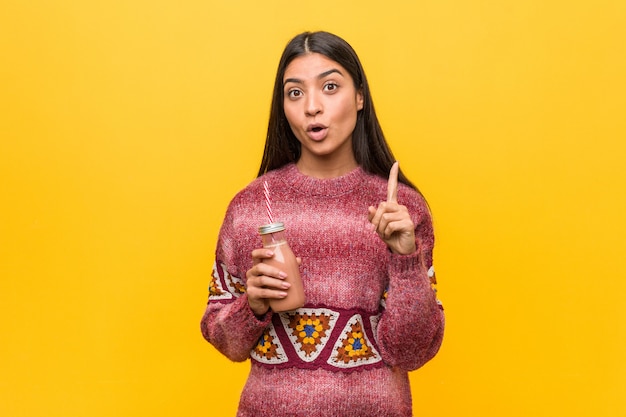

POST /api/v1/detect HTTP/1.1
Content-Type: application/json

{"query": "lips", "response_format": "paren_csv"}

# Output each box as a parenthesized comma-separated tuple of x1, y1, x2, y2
(306, 123, 328, 141)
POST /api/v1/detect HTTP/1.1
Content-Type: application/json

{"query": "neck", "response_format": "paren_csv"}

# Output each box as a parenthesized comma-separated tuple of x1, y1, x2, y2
(295, 155, 358, 179)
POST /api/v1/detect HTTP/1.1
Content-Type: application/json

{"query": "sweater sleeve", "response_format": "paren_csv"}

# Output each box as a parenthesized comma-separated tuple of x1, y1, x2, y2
(375, 202, 445, 371)
(200, 292, 272, 362)
(199, 201, 272, 362)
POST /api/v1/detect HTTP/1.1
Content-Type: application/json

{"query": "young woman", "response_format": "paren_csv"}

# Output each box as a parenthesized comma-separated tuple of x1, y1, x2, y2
(201, 31, 444, 417)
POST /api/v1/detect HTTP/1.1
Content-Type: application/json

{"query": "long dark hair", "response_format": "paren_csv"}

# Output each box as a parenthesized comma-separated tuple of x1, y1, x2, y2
(258, 31, 420, 193)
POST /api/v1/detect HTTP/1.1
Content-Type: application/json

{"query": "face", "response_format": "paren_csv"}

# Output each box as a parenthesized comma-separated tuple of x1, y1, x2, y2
(282, 53, 364, 171)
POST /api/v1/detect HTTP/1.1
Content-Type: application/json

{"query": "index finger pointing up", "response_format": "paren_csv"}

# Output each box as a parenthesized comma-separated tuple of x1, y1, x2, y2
(387, 161, 399, 203)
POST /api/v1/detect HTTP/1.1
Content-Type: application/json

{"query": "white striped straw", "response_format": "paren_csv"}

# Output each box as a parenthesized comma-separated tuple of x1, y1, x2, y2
(263, 180, 274, 224)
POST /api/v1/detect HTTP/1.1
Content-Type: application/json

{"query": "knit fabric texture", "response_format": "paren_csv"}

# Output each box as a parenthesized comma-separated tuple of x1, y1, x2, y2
(201, 164, 444, 417)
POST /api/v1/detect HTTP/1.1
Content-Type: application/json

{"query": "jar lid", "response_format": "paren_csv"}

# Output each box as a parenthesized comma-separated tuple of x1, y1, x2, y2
(258, 222, 285, 235)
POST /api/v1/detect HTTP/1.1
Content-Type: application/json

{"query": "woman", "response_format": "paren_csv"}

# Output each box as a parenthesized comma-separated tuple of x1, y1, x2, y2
(201, 31, 444, 417)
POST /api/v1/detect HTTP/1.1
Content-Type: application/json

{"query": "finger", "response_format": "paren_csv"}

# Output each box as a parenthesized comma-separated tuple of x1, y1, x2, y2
(380, 215, 413, 239)
(253, 262, 287, 281)
(367, 205, 377, 224)
(251, 248, 275, 265)
(370, 201, 399, 230)
(368, 203, 387, 231)
(247, 286, 288, 301)
(251, 275, 291, 290)
(387, 161, 399, 203)
(375, 210, 404, 237)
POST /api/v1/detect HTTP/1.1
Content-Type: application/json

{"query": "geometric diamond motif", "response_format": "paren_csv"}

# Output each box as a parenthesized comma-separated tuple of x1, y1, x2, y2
(327, 314, 381, 369)
(250, 323, 287, 365)
(279, 308, 339, 362)
(428, 266, 443, 307)
(208, 262, 232, 301)
(379, 285, 388, 309)
(369, 313, 381, 341)
(222, 263, 246, 297)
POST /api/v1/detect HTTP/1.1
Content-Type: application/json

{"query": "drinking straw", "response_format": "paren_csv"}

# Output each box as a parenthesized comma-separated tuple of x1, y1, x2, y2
(263, 180, 274, 224)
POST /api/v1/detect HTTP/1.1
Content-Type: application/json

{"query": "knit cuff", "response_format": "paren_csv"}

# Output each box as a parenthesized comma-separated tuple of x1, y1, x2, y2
(388, 251, 421, 273)
(388, 251, 430, 286)
(234, 294, 273, 331)
(252, 308, 273, 325)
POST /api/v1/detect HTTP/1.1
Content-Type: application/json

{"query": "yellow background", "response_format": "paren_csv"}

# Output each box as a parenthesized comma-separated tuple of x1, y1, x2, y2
(1, 0, 625, 416)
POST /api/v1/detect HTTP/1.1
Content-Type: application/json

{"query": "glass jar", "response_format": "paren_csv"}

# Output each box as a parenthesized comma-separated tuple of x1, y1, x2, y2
(258, 222, 305, 312)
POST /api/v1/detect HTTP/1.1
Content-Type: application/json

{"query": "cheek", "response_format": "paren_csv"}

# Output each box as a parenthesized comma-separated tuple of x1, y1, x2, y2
(283, 104, 299, 127)
(336, 99, 359, 126)
(282, 106, 304, 141)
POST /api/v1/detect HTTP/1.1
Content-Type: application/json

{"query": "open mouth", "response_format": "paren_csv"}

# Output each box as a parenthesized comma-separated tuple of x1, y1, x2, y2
(306, 124, 328, 141)
(307, 123, 327, 132)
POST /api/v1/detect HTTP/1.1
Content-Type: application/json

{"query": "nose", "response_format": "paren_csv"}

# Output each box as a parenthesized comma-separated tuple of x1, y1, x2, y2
(304, 91, 322, 116)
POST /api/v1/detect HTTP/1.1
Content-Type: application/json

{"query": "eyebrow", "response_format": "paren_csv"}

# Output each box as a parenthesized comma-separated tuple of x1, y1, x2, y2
(283, 68, 344, 86)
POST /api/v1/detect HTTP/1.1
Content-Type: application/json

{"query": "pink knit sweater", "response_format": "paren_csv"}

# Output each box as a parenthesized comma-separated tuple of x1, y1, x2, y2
(201, 164, 444, 417)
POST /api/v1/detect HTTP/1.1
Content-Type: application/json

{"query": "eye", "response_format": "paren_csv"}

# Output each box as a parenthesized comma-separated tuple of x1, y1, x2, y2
(286, 89, 303, 99)
(323, 82, 338, 92)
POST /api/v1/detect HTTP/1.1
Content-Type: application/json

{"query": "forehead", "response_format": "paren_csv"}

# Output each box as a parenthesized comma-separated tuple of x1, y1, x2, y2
(283, 53, 351, 83)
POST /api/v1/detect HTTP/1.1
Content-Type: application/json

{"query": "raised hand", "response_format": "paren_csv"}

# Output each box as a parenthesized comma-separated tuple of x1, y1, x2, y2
(367, 162, 416, 255)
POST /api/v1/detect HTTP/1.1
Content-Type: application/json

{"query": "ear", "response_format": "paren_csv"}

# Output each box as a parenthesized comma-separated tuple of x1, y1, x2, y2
(356, 88, 364, 111)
